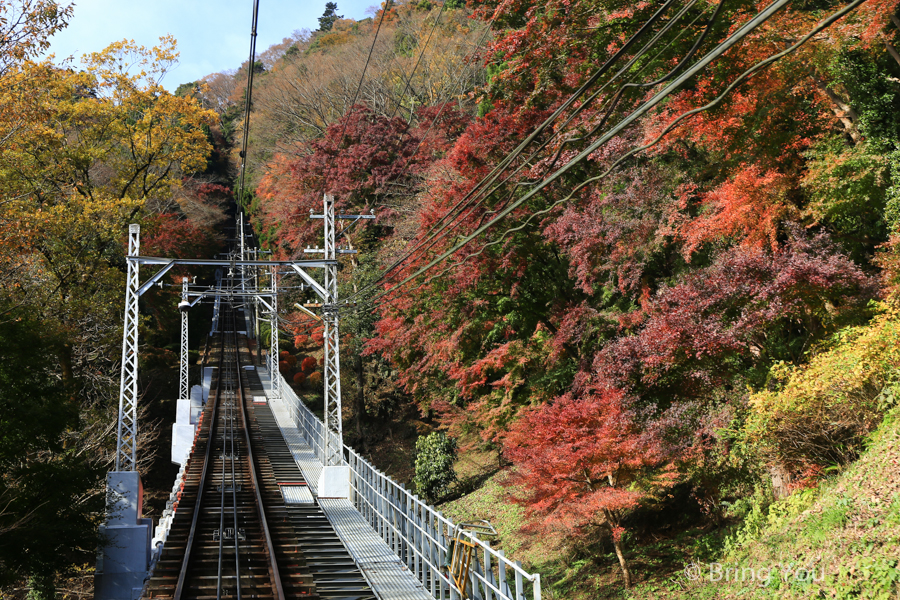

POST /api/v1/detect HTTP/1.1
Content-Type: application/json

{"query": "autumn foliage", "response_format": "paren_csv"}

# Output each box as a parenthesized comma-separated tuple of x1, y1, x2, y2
(216, 0, 900, 590)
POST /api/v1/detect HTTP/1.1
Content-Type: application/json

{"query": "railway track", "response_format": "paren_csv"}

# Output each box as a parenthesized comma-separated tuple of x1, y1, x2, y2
(143, 301, 324, 599)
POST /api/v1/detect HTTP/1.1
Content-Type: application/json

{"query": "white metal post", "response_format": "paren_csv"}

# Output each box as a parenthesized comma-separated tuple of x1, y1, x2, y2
(322, 193, 344, 467)
(179, 277, 189, 400)
(270, 264, 280, 399)
(115, 224, 141, 472)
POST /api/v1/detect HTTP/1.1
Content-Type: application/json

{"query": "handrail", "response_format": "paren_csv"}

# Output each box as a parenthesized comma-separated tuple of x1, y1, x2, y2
(278, 375, 542, 600)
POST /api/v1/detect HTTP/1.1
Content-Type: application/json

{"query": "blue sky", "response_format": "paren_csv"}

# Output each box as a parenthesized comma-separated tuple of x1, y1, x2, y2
(45, 0, 377, 90)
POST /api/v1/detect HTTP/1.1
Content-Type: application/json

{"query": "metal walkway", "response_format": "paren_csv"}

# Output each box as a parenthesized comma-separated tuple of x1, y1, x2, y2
(258, 370, 432, 600)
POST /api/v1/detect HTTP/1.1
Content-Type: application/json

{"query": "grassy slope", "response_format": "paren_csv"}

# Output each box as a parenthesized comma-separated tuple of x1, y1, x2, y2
(438, 412, 900, 599)
(633, 409, 900, 600)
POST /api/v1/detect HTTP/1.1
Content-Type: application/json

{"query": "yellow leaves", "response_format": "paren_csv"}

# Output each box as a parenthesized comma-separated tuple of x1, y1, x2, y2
(83, 35, 179, 96)
(0, 0, 73, 72)
(0, 34, 215, 336)
(750, 301, 900, 416)
(746, 300, 900, 471)
(1, 38, 217, 210)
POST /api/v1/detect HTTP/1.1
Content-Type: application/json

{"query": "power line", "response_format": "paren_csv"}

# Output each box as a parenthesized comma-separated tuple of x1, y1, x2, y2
(388, 0, 448, 121)
(236, 0, 260, 206)
(344, 0, 703, 302)
(344, 0, 682, 298)
(345, 0, 866, 315)
(334, 0, 392, 148)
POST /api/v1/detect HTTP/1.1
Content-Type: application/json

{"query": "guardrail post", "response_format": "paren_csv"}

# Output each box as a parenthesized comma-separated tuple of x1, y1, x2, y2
(429, 511, 438, 597)
(484, 540, 494, 600)
(472, 552, 485, 600)
(439, 511, 451, 600)
(498, 550, 509, 598)
(515, 560, 524, 600)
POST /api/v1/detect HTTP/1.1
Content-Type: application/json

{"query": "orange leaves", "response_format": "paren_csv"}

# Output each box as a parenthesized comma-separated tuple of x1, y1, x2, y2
(300, 356, 318, 373)
(680, 164, 795, 257)
(505, 388, 672, 532)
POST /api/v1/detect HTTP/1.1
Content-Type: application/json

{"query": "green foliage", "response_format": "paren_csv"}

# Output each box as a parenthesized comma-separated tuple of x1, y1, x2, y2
(414, 432, 458, 503)
(174, 80, 199, 97)
(802, 138, 890, 259)
(829, 49, 900, 143)
(0, 315, 103, 587)
(746, 300, 900, 475)
(318, 2, 342, 32)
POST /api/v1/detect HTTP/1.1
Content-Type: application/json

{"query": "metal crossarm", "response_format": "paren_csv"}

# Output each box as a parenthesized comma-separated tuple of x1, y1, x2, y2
(115, 224, 141, 472)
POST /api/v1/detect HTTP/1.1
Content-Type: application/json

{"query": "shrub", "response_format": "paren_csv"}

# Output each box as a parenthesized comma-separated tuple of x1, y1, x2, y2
(294, 334, 309, 346)
(292, 372, 306, 385)
(307, 371, 323, 386)
(414, 432, 458, 504)
(285, 354, 297, 367)
(745, 300, 900, 478)
(301, 356, 317, 373)
(279, 360, 291, 374)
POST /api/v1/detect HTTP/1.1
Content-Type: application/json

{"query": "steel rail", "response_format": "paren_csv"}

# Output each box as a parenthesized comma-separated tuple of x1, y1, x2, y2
(173, 321, 226, 600)
(225, 308, 243, 600)
(234, 337, 286, 600)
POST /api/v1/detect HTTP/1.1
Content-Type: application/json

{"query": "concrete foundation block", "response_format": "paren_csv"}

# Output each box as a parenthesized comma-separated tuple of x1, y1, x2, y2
(190, 396, 202, 423)
(318, 466, 351, 499)
(171, 423, 195, 465)
(176, 398, 191, 424)
(201, 367, 216, 402)
(106, 471, 143, 526)
(94, 473, 151, 600)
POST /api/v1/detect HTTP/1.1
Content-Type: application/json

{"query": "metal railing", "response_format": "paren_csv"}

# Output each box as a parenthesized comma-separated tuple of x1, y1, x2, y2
(279, 377, 541, 600)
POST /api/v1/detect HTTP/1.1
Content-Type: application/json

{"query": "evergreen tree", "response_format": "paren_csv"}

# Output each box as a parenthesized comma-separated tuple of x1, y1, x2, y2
(318, 2, 342, 32)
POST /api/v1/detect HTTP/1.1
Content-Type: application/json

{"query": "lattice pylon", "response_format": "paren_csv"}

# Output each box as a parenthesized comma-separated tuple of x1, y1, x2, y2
(115, 224, 141, 472)
(269, 265, 280, 399)
(179, 277, 189, 400)
(322, 194, 344, 466)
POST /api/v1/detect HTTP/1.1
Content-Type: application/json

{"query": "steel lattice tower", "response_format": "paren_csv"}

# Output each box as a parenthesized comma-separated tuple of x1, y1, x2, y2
(269, 264, 280, 399)
(179, 277, 189, 400)
(322, 194, 344, 466)
(115, 224, 141, 472)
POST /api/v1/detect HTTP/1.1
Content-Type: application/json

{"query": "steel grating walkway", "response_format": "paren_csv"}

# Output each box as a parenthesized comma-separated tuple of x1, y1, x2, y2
(259, 371, 432, 600)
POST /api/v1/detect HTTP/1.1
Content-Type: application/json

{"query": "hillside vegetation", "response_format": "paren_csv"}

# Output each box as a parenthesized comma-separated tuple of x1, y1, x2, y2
(202, 0, 900, 596)
(3, 0, 900, 597)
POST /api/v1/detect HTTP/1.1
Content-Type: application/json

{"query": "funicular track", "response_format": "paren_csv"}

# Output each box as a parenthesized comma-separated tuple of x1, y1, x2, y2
(143, 300, 319, 600)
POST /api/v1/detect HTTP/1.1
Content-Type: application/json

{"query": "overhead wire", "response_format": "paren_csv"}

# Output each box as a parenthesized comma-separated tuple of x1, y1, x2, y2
(344, 0, 715, 303)
(344, 0, 865, 315)
(388, 1, 448, 122)
(342, 0, 684, 301)
(334, 0, 392, 148)
(380, 0, 722, 284)
(235, 0, 261, 206)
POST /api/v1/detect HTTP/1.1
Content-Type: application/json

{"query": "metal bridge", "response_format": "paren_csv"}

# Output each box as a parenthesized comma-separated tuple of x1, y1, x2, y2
(93, 199, 542, 600)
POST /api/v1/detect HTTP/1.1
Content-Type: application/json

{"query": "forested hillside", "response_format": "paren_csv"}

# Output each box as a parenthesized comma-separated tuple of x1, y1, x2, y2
(202, 0, 900, 595)
(0, 1, 229, 596)
(3, 0, 900, 596)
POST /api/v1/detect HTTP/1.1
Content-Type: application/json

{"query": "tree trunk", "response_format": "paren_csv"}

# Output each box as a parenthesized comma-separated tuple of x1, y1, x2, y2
(603, 512, 633, 588)
(355, 352, 367, 452)
(57, 342, 75, 388)
(884, 41, 900, 69)
(810, 75, 862, 143)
